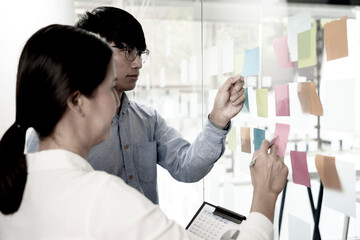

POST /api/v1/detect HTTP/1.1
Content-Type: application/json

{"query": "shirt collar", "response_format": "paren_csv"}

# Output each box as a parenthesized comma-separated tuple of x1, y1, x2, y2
(119, 92, 130, 113)
(26, 149, 94, 173)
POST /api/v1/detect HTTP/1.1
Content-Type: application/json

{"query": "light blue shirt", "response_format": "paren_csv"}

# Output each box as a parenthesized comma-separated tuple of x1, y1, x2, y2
(26, 93, 230, 204)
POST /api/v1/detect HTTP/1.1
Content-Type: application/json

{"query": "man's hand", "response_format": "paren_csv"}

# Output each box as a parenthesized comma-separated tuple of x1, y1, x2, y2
(209, 75, 245, 128)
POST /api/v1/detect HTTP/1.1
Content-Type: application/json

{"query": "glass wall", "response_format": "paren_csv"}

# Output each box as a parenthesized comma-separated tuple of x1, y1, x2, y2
(74, 0, 360, 238)
(0, 0, 355, 238)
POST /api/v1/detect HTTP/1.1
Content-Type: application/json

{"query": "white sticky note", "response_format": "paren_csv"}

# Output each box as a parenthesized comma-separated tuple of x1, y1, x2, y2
(323, 160, 356, 217)
(321, 78, 357, 133)
(222, 39, 234, 74)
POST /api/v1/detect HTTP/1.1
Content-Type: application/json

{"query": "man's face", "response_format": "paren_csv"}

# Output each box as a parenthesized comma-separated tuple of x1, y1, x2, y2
(110, 42, 143, 92)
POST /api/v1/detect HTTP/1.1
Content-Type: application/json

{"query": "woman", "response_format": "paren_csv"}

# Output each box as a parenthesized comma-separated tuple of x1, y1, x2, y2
(0, 24, 288, 239)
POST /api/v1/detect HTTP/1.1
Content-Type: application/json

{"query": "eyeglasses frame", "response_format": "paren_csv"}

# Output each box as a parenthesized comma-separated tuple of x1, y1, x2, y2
(110, 43, 149, 63)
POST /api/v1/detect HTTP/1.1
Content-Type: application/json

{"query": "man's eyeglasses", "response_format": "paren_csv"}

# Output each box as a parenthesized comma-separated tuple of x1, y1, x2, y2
(111, 43, 150, 64)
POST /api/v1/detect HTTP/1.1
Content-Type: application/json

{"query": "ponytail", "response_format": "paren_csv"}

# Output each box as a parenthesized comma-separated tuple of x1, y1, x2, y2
(0, 123, 27, 215)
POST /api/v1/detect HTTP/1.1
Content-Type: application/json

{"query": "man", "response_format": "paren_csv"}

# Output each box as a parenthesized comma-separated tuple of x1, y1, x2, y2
(26, 6, 245, 204)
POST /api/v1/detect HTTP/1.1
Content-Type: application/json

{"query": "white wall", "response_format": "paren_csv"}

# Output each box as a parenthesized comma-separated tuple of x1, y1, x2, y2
(0, 0, 75, 137)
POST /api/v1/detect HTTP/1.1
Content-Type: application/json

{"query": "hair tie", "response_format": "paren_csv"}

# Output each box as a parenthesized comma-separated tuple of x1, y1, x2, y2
(14, 123, 25, 132)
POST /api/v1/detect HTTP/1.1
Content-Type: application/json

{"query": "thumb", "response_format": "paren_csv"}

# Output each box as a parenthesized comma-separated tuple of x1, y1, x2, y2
(221, 75, 243, 91)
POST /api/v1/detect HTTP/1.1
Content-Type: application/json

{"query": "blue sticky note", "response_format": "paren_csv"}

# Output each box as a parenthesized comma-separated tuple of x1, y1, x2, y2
(241, 47, 259, 76)
(254, 128, 265, 151)
(242, 88, 249, 113)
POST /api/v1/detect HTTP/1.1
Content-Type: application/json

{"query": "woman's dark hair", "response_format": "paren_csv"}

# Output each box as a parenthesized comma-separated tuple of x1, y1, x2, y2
(0, 24, 112, 215)
(75, 6, 147, 52)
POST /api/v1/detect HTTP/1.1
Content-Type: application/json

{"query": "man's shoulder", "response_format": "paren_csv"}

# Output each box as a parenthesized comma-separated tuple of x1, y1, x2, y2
(128, 99, 159, 116)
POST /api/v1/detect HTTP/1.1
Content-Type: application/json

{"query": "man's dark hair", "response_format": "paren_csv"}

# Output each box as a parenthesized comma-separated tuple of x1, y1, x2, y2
(75, 6, 147, 51)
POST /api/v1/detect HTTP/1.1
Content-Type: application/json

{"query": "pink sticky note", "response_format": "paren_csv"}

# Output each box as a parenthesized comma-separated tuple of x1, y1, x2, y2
(290, 151, 311, 188)
(272, 36, 295, 68)
(275, 84, 290, 116)
(274, 123, 290, 157)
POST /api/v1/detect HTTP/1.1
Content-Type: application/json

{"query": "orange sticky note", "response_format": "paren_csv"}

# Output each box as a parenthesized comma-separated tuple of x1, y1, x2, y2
(297, 82, 323, 116)
(324, 16, 348, 61)
(315, 154, 341, 190)
(240, 127, 251, 153)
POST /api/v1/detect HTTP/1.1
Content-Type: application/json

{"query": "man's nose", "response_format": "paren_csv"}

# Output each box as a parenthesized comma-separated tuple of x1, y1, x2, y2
(131, 55, 142, 69)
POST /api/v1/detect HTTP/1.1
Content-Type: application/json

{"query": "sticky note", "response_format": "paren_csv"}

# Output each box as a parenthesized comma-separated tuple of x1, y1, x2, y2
(288, 12, 311, 61)
(315, 154, 341, 190)
(290, 151, 310, 188)
(240, 127, 251, 153)
(234, 52, 245, 75)
(272, 36, 295, 68)
(254, 128, 265, 151)
(275, 84, 290, 116)
(222, 39, 234, 74)
(256, 89, 268, 118)
(242, 47, 259, 76)
(297, 82, 323, 116)
(324, 160, 356, 217)
(227, 127, 237, 151)
(274, 123, 290, 157)
(242, 88, 250, 113)
(298, 26, 317, 68)
(324, 16, 348, 61)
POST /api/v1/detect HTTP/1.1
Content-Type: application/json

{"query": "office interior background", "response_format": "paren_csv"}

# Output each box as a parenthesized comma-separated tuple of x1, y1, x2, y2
(0, 0, 360, 239)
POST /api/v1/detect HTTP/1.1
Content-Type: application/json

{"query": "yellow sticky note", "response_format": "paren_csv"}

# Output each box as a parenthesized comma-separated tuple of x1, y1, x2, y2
(298, 26, 317, 68)
(227, 127, 237, 151)
(256, 89, 268, 118)
(234, 52, 245, 75)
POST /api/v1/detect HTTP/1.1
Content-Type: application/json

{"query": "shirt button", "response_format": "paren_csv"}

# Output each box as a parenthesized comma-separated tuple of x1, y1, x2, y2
(124, 145, 129, 149)
(129, 175, 133, 179)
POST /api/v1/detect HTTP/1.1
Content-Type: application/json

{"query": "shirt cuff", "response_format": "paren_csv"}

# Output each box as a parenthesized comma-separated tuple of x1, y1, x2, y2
(241, 212, 274, 240)
(207, 114, 231, 131)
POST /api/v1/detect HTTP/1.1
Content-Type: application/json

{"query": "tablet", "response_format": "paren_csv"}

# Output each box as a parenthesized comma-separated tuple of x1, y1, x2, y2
(186, 202, 246, 240)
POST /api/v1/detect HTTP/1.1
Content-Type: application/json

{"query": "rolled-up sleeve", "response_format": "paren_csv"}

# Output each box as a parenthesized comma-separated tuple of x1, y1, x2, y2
(156, 112, 230, 182)
(238, 212, 274, 240)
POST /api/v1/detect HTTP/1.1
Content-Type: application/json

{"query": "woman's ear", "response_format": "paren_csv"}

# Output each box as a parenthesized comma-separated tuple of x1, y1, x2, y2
(67, 91, 84, 116)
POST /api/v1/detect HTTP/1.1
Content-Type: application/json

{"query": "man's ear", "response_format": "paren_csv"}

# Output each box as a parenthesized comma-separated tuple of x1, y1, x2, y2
(67, 91, 84, 116)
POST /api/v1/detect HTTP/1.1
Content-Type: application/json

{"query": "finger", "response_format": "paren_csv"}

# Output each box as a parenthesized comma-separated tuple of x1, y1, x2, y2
(223, 75, 242, 90)
(233, 80, 244, 92)
(230, 88, 245, 102)
(231, 94, 245, 106)
(259, 139, 270, 153)
(222, 75, 244, 92)
(269, 144, 278, 156)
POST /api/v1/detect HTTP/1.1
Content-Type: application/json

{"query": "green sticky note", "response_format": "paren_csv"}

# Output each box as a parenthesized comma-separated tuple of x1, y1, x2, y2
(298, 26, 317, 68)
(227, 127, 237, 151)
(256, 89, 268, 118)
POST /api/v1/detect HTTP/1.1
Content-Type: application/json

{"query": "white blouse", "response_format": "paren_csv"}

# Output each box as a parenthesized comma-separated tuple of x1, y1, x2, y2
(0, 149, 273, 240)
